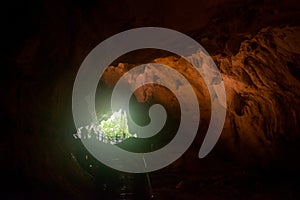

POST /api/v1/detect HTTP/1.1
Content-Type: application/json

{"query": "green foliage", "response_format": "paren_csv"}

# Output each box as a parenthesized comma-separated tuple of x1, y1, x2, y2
(99, 109, 132, 142)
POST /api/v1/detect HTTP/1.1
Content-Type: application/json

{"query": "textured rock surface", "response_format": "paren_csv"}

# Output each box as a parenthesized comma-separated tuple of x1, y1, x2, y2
(216, 26, 300, 165)
(4, 0, 300, 199)
(102, 26, 300, 167)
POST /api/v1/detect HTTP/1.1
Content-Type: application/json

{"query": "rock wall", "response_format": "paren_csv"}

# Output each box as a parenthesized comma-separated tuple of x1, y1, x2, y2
(4, 0, 300, 198)
(102, 26, 300, 166)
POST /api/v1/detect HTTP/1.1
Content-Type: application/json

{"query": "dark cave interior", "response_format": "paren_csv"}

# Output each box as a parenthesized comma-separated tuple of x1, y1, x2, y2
(2, 0, 300, 199)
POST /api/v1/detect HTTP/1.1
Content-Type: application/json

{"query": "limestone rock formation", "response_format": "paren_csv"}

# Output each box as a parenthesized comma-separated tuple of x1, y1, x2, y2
(5, 1, 300, 199)
(102, 26, 300, 167)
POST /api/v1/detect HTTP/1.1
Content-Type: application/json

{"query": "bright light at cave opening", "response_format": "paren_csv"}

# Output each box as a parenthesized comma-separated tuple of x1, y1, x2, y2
(73, 109, 137, 144)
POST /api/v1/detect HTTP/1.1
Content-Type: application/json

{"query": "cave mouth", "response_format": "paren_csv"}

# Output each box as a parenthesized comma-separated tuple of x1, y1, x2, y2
(72, 87, 182, 199)
(72, 54, 185, 198)
(70, 46, 214, 198)
(95, 82, 181, 152)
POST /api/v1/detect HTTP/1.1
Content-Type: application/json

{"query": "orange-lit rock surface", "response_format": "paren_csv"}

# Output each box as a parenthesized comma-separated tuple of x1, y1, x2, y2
(4, 0, 300, 199)
(102, 26, 300, 166)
